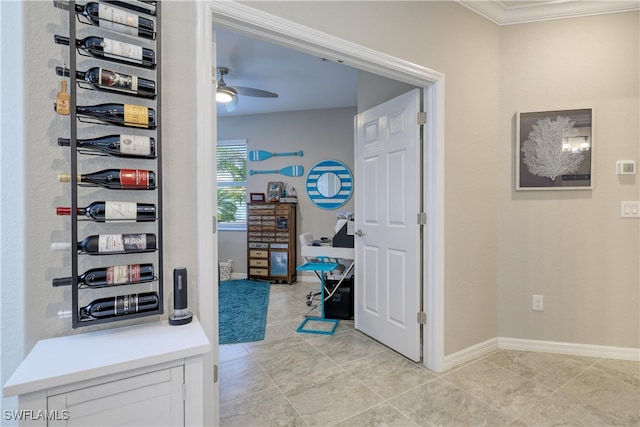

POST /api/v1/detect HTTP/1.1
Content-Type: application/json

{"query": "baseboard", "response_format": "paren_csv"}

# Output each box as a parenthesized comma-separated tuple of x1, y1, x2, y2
(498, 337, 640, 361)
(442, 337, 499, 371)
(443, 337, 640, 371)
(230, 273, 247, 280)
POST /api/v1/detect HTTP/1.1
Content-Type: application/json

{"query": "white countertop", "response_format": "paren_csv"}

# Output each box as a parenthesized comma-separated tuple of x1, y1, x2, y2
(3, 316, 210, 397)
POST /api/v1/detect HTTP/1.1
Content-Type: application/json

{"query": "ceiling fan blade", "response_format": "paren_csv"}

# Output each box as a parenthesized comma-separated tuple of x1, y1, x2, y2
(225, 95, 239, 112)
(232, 86, 278, 98)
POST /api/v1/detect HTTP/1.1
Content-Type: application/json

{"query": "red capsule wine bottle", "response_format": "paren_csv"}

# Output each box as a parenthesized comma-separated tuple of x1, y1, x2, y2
(58, 103, 156, 129)
(57, 66, 156, 99)
(57, 134, 156, 158)
(79, 292, 159, 320)
(58, 169, 155, 189)
(52, 263, 154, 287)
(56, 201, 156, 222)
(71, 2, 154, 39)
(54, 34, 155, 69)
(51, 233, 157, 255)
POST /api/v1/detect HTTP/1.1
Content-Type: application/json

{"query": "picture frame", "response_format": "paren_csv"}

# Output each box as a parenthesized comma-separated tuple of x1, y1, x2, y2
(250, 192, 266, 202)
(267, 181, 283, 202)
(516, 108, 593, 190)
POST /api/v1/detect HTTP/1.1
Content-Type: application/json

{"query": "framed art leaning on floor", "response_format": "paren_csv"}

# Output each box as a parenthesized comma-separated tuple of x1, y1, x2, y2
(516, 108, 593, 190)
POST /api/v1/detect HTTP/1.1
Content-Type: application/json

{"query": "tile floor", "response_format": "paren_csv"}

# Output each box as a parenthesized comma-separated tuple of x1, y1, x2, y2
(219, 281, 640, 426)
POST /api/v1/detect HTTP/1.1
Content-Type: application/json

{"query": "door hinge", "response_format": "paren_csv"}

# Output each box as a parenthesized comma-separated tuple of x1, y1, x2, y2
(417, 112, 427, 126)
(214, 364, 219, 383)
(417, 311, 427, 325)
(213, 216, 218, 234)
(182, 383, 187, 401)
(417, 212, 427, 225)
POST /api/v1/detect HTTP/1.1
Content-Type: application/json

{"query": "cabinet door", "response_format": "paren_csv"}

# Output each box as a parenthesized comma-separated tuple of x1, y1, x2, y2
(47, 366, 184, 426)
(269, 250, 289, 277)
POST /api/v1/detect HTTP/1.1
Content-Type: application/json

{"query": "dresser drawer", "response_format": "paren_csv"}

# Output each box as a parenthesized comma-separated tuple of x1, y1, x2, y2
(249, 250, 268, 258)
(249, 268, 269, 276)
(249, 259, 269, 267)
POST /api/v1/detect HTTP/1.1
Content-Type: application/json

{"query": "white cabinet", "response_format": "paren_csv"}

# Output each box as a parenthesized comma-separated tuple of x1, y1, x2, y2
(4, 318, 210, 426)
(46, 364, 184, 427)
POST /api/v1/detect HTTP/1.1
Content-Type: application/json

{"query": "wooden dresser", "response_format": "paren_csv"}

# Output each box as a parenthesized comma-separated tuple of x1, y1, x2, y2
(247, 202, 297, 284)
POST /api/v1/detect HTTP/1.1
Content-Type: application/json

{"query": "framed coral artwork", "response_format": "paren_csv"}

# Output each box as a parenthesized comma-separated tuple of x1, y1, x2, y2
(516, 108, 593, 190)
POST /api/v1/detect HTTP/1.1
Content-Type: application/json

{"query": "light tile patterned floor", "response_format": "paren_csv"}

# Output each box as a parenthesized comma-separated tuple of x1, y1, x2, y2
(219, 281, 640, 426)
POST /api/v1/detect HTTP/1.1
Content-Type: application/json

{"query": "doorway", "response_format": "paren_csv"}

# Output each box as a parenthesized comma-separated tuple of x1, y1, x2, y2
(196, 1, 446, 422)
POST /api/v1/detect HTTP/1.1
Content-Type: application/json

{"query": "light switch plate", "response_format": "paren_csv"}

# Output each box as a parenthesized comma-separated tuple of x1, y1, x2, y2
(621, 201, 640, 218)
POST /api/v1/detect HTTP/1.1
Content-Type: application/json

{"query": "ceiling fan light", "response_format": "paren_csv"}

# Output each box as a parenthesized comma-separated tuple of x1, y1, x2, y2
(216, 88, 235, 103)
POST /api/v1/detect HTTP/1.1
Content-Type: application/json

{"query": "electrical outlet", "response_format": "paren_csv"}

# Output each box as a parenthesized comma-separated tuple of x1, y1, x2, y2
(532, 294, 543, 311)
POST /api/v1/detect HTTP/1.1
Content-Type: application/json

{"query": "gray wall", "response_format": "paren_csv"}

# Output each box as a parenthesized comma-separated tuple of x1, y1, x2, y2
(218, 107, 357, 278)
(497, 12, 640, 348)
(1, 2, 200, 415)
(238, 1, 639, 353)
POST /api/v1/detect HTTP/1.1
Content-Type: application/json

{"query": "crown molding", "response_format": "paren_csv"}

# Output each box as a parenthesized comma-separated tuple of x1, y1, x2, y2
(458, 1, 640, 25)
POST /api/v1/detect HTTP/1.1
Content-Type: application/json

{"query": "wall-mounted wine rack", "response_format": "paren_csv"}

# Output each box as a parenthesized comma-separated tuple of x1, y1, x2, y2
(53, 0, 163, 328)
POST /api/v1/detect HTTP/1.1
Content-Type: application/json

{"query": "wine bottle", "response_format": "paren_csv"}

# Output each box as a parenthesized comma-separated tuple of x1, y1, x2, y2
(59, 103, 156, 129)
(58, 169, 156, 190)
(79, 292, 159, 320)
(51, 233, 157, 255)
(56, 80, 71, 115)
(102, 0, 156, 17)
(57, 134, 156, 158)
(56, 201, 156, 222)
(52, 263, 154, 287)
(73, 2, 154, 39)
(54, 35, 155, 69)
(57, 66, 156, 99)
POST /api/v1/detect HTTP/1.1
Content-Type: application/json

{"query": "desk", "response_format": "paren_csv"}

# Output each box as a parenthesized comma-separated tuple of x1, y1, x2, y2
(296, 260, 341, 334)
(301, 244, 354, 300)
(301, 244, 354, 260)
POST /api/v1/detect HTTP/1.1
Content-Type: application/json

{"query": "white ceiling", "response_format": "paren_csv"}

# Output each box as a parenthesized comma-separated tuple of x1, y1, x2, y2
(215, 29, 358, 117)
(215, 1, 639, 117)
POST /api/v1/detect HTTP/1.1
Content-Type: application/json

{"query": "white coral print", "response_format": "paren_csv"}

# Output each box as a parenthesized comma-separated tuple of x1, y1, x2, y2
(521, 116, 584, 181)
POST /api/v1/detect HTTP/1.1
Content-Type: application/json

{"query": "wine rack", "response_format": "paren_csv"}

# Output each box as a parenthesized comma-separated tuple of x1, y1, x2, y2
(55, 0, 163, 328)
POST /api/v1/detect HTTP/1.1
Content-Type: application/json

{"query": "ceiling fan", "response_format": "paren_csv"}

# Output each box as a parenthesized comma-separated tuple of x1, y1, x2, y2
(216, 67, 278, 112)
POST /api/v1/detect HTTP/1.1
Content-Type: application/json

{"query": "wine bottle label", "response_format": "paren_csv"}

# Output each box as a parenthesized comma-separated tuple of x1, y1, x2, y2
(98, 234, 125, 252)
(119, 135, 151, 155)
(99, 68, 139, 93)
(105, 201, 137, 221)
(56, 81, 70, 116)
(99, 5, 139, 36)
(123, 234, 148, 250)
(106, 264, 141, 285)
(120, 169, 149, 188)
(123, 104, 149, 128)
(114, 294, 137, 315)
(98, 234, 147, 252)
(102, 38, 143, 63)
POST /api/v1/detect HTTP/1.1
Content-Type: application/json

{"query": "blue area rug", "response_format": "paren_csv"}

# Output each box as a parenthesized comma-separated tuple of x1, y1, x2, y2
(219, 279, 270, 345)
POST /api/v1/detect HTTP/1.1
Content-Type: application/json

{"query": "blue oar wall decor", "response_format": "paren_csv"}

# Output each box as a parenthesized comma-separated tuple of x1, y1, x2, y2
(249, 165, 304, 177)
(248, 150, 303, 161)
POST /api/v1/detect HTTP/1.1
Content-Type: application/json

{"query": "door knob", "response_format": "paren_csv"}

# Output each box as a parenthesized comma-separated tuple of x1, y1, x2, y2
(355, 229, 365, 237)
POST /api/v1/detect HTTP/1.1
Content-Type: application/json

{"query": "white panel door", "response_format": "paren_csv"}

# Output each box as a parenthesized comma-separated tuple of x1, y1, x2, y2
(355, 89, 422, 362)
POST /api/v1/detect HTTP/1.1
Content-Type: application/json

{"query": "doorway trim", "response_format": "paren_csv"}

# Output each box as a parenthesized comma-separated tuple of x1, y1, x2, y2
(199, 0, 445, 371)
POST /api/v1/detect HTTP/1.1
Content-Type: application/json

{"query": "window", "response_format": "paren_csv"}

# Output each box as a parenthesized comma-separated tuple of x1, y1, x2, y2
(217, 139, 247, 230)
